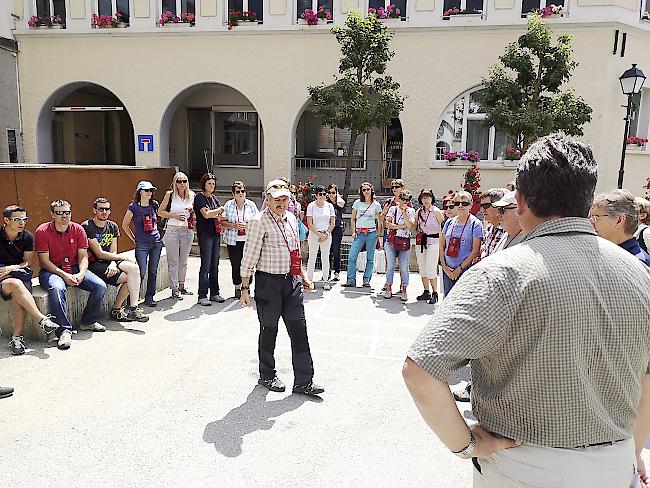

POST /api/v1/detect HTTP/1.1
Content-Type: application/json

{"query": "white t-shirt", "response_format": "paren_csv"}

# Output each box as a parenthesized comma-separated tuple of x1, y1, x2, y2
(387, 205, 416, 238)
(307, 201, 335, 231)
(167, 192, 195, 227)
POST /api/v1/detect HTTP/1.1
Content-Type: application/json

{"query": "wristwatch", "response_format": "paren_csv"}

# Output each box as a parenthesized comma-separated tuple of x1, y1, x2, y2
(241, 285, 250, 291)
(452, 432, 476, 459)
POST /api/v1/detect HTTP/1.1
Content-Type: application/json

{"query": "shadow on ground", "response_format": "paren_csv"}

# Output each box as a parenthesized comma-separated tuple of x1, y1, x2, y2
(203, 385, 322, 457)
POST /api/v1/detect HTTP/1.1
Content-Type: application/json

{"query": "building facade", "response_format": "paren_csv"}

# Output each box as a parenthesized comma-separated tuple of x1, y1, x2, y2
(6, 0, 650, 195)
(1, 4, 20, 164)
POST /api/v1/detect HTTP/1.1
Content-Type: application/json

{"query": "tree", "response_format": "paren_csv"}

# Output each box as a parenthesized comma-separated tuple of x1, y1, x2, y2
(308, 12, 405, 201)
(481, 13, 592, 150)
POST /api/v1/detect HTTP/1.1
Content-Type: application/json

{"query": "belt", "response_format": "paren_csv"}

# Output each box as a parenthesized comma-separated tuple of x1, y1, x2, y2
(419, 233, 439, 252)
(566, 439, 626, 450)
(356, 228, 376, 235)
(256, 270, 293, 279)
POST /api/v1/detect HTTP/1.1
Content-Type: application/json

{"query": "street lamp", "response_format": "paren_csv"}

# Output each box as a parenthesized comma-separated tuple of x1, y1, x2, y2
(618, 64, 646, 189)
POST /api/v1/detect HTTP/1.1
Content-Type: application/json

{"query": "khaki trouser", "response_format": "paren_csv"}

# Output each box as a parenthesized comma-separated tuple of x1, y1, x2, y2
(473, 439, 635, 487)
(162, 226, 194, 290)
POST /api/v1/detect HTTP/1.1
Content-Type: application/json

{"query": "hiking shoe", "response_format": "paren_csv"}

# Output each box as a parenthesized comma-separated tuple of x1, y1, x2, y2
(383, 285, 392, 299)
(362, 282, 371, 288)
(210, 294, 225, 303)
(323, 282, 332, 290)
(0, 386, 14, 399)
(179, 288, 193, 296)
(341, 282, 356, 288)
(145, 299, 157, 307)
(57, 330, 72, 349)
(292, 382, 325, 396)
(416, 290, 431, 301)
(452, 382, 471, 402)
(428, 292, 439, 305)
(110, 307, 131, 322)
(400, 286, 408, 302)
(126, 306, 149, 322)
(234, 289, 241, 300)
(258, 376, 286, 392)
(198, 297, 212, 306)
(10, 336, 25, 355)
(333, 272, 339, 281)
(171, 289, 183, 300)
(39, 315, 58, 335)
(80, 322, 106, 332)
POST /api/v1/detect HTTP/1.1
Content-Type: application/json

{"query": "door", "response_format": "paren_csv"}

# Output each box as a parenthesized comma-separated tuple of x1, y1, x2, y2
(188, 109, 212, 180)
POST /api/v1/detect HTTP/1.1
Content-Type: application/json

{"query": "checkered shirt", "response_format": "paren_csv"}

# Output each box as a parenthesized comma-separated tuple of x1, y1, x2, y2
(408, 217, 650, 448)
(480, 223, 508, 259)
(222, 199, 259, 246)
(240, 208, 300, 278)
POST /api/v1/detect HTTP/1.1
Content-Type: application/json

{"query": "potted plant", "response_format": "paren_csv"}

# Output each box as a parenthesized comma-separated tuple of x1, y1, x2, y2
(368, 5, 402, 21)
(538, 4, 565, 17)
(300, 6, 332, 25)
(92, 13, 126, 28)
(504, 147, 522, 160)
(443, 7, 483, 19)
(159, 11, 195, 27)
(227, 10, 258, 29)
(627, 137, 648, 148)
(28, 15, 64, 29)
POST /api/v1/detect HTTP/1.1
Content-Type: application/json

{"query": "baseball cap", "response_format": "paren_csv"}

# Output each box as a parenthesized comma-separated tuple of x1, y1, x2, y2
(266, 179, 291, 199)
(491, 190, 517, 207)
(136, 181, 157, 191)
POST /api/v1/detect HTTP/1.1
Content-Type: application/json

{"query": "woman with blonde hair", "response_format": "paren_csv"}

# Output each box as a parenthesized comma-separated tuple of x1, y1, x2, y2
(158, 172, 195, 300)
(634, 196, 650, 253)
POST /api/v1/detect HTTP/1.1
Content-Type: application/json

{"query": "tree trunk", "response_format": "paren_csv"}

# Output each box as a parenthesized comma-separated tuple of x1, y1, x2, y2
(342, 128, 358, 204)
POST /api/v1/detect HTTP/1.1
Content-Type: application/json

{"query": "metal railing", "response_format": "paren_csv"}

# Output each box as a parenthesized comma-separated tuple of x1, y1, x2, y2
(292, 157, 402, 191)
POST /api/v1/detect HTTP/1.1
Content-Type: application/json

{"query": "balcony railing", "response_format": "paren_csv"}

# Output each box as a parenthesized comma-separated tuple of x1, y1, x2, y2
(292, 157, 401, 192)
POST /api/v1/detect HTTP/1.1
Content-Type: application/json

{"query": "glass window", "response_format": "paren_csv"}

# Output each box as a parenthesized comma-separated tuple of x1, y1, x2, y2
(443, 0, 481, 14)
(182, 0, 195, 13)
(466, 120, 489, 161)
(297, 0, 332, 20)
(116, 0, 130, 22)
(369, 0, 406, 18)
(98, 0, 112, 16)
(229, 0, 263, 21)
(36, 0, 51, 17)
(162, 0, 176, 14)
(214, 112, 259, 167)
(522, 0, 564, 15)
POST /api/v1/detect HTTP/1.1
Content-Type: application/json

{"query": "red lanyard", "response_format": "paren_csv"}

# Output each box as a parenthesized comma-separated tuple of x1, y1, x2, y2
(269, 211, 298, 253)
(419, 208, 431, 232)
(451, 217, 469, 238)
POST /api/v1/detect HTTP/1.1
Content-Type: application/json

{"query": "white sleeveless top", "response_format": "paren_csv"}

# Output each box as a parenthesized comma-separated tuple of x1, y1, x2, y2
(167, 192, 195, 228)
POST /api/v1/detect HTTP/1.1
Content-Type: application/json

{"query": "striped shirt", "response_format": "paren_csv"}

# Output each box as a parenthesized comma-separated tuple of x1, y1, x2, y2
(240, 208, 301, 278)
(408, 217, 650, 448)
(480, 223, 508, 259)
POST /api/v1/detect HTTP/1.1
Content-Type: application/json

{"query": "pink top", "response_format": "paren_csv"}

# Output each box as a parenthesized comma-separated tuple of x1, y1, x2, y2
(417, 206, 441, 244)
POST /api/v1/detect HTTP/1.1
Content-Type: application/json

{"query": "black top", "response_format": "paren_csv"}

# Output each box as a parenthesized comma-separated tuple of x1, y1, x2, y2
(0, 227, 34, 267)
(333, 202, 344, 229)
(193, 192, 221, 237)
(82, 219, 120, 262)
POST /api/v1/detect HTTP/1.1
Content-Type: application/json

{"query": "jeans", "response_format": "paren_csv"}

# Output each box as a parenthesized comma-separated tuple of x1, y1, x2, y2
(346, 230, 377, 285)
(135, 240, 163, 301)
(329, 226, 343, 274)
(39, 265, 107, 334)
(227, 241, 250, 288)
(198, 233, 221, 299)
(162, 226, 194, 291)
(384, 241, 411, 286)
(307, 231, 332, 282)
(442, 268, 467, 297)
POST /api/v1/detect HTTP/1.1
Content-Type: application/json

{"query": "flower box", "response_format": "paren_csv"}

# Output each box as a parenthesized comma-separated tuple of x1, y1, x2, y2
(161, 21, 193, 27)
(31, 24, 63, 29)
(298, 18, 330, 25)
(442, 9, 484, 20)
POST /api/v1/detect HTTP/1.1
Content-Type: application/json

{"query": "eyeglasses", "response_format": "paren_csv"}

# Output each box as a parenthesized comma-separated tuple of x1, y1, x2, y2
(141, 189, 153, 193)
(327, 191, 337, 195)
(589, 214, 610, 222)
(96, 207, 111, 213)
(480, 203, 492, 209)
(317, 192, 327, 196)
(391, 185, 404, 190)
(361, 188, 372, 192)
(10, 217, 28, 223)
(53, 210, 72, 216)
(498, 206, 517, 215)
(176, 179, 188, 184)
(452, 202, 471, 208)
(399, 196, 411, 202)
(234, 189, 246, 194)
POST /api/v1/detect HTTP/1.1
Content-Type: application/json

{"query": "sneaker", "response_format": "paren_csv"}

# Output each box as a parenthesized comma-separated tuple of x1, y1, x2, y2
(57, 330, 72, 349)
(400, 286, 408, 302)
(333, 272, 339, 281)
(234, 289, 242, 300)
(171, 289, 183, 300)
(362, 282, 371, 288)
(383, 285, 392, 299)
(452, 382, 472, 402)
(342, 282, 356, 288)
(428, 292, 439, 305)
(198, 297, 212, 306)
(39, 315, 58, 335)
(79, 322, 106, 332)
(323, 282, 332, 291)
(416, 290, 431, 301)
(179, 288, 193, 296)
(210, 294, 226, 303)
(258, 376, 286, 392)
(9, 336, 25, 355)
(145, 299, 157, 307)
(0, 386, 14, 399)
(110, 307, 131, 322)
(126, 306, 149, 322)
(292, 382, 325, 396)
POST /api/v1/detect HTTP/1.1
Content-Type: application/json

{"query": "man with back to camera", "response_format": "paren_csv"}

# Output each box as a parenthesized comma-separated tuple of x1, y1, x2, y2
(240, 179, 324, 397)
(82, 197, 149, 322)
(36, 200, 107, 350)
(403, 134, 650, 486)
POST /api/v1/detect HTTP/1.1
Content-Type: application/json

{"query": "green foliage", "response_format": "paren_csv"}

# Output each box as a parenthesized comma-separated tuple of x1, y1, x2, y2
(308, 12, 405, 199)
(481, 14, 592, 149)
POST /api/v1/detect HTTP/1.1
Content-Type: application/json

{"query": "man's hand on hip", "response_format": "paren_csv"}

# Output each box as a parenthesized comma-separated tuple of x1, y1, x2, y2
(472, 424, 521, 458)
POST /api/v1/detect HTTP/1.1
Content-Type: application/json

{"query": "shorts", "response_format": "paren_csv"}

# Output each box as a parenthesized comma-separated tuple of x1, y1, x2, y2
(0, 269, 33, 301)
(89, 261, 123, 287)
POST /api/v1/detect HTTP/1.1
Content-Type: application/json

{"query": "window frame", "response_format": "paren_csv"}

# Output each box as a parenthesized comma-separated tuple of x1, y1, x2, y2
(211, 109, 262, 169)
(520, 0, 566, 18)
(367, 0, 408, 20)
(33, 0, 66, 21)
(627, 88, 650, 145)
(224, 0, 264, 24)
(642, 0, 649, 20)
(295, 0, 334, 23)
(160, 0, 195, 16)
(95, 0, 131, 23)
(442, 0, 485, 17)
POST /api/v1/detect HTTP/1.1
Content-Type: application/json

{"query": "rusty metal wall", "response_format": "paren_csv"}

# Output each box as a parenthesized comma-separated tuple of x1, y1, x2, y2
(0, 166, 176, 253)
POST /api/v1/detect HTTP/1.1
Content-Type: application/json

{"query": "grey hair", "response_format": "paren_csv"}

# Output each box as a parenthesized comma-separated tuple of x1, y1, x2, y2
(592, 189, 639, 234)
(635, 197, 650, 225)
(482, 188, 507, 203)
(454, 191, 472, 202)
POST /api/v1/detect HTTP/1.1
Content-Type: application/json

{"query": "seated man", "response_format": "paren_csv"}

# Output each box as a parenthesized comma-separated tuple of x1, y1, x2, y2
(1, 205, 58, 355)
(36, 200, 107, 350)
(82, 198, 148, 323)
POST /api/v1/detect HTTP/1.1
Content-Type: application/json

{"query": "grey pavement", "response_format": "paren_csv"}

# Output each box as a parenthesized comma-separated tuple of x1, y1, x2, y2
(0, 257, 647, 488)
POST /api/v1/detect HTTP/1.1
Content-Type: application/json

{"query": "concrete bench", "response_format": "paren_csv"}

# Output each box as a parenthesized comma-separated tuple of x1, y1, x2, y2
(0, 249, 168, 342)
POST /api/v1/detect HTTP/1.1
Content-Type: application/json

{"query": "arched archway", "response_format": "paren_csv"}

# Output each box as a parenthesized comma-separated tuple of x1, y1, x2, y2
(159, 82, 265, 190)
(37, 82, 135, 164)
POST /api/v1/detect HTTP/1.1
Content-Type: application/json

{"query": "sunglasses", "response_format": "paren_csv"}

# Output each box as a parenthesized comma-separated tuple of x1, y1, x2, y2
(96, 207, 111, 212)
(498, 206, 517, 215)
(317, 192, 327, 196)
(361, 188, 372, 192)
(480, 203, 492, 209)
(234, 189, 246, 194)
(399, 196, 411, 202)
(327, 191, 337, 195)
(10, 217, 28, 223)
(391, 185, 404, 190)
(141, 189, 153, 193)
(54, 210, 72, 216)
(443, 205, 454, 210)
(452, 202, 471, 208)
(176, 179, 188, 184)
(270, 184, 290, 190)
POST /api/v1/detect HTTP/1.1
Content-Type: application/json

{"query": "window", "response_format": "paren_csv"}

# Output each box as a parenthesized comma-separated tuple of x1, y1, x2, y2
(521, 0, 564, 16)
(442, 0, 483, 16)
(296, 0, 333, 21)
(227, 0, 263, 22)
(6, 130, 18, 164)
(628, 89, 650, 140)
(97, 0, 130, 23)
(369, 0, 407, 19)
(161, 0, 195, 15)
(642, 0, 650, 20)
(435, 88, 512, 162)
(35, 0, 66, 20)
(213, 112, 260, 167)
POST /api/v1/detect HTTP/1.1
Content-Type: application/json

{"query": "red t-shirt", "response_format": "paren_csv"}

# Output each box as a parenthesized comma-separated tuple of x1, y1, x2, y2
(35, 221, 88, 269)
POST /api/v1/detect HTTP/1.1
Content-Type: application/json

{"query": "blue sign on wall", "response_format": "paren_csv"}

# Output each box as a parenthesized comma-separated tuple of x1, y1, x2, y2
(138, 134, 154, 152)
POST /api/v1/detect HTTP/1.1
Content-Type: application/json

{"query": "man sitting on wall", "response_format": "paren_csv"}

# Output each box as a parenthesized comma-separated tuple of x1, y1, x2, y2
(82, 198, 148, 323)
(36, 200, 107, 350)
(0, 205, 58, 355)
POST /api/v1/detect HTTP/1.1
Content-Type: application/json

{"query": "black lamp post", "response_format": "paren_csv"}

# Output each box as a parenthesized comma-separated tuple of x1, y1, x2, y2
(618, 64, 646, 189)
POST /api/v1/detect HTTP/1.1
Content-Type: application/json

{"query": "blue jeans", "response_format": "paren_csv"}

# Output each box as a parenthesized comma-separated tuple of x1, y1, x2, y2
(346, 230, 377, 285)
(384, 241, 411, 286)
(135, 240, 163, 301)
(198, 233, 221, 299)
(39, 265, 107, 334)
(442, 267, 468, 297)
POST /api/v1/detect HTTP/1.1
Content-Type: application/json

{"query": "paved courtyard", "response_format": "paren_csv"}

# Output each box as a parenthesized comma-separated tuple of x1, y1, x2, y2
(1, 256, 647, 488)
